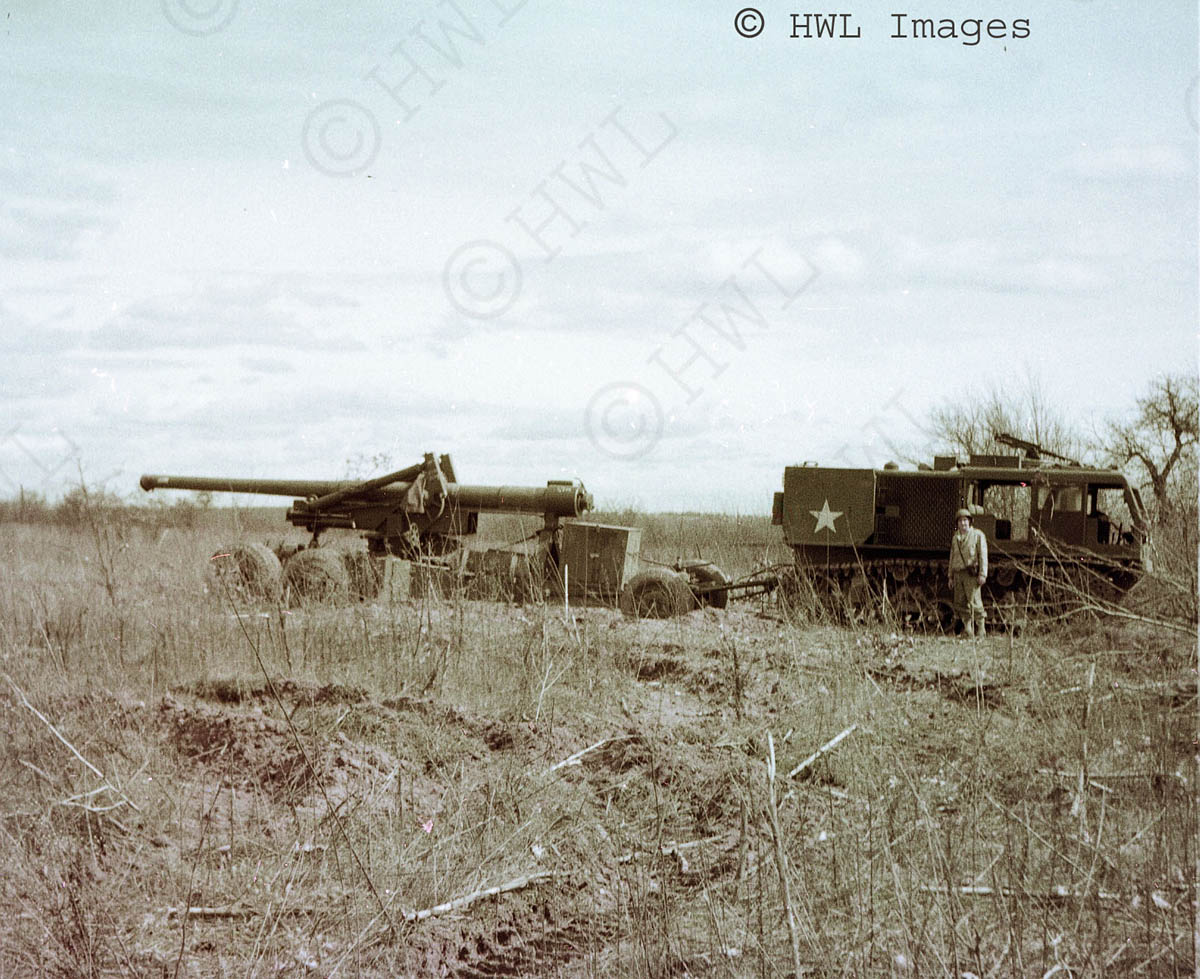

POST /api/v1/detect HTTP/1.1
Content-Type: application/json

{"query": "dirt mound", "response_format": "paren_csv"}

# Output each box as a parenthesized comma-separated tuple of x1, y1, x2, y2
(181, 677, 370, 706)
(401, 885, 610, 979)
(584, 731, 655, 775)
(159, 694, 324, 797)
(868, 660, 1008, 708)
(630, 653, 690, 681)
(480, 720, 537, 752)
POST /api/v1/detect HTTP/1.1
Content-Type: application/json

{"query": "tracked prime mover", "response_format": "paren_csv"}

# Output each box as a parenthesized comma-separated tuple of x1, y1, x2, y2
(772, 435, 1151, 627)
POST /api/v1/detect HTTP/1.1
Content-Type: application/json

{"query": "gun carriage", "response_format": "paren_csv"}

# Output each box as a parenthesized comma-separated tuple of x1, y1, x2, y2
(141, 452, 748, 614)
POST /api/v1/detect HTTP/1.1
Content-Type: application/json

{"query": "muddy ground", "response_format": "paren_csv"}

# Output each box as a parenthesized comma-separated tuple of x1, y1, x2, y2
(1, 565, 1195, 978)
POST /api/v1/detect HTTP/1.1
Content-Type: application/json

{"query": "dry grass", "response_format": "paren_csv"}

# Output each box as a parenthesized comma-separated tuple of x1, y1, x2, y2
(0, 510, 1193, 978)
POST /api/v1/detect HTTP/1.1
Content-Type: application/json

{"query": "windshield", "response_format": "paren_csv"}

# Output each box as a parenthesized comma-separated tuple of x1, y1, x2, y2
(1126, 486, 1149, 530)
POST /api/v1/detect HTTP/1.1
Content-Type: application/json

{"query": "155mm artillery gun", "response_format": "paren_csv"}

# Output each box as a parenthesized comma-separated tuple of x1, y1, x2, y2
(141, 452, 591, 558)
(140, 452, 754, 615)
(141, 452, 594, 603)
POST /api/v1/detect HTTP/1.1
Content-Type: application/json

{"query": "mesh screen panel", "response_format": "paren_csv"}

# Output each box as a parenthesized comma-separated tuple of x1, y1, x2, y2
(877, 475, 960, 547)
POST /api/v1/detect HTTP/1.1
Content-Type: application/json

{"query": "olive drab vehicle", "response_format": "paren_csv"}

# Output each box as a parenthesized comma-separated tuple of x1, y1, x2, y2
(139, 451, 746, 614)
(772, 434, 1151, 628)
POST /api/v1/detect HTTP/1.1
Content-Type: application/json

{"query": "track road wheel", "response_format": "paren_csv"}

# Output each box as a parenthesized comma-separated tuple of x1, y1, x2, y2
(283, 548, 350, 606)
(209, 543, 282, 602)
(509, 558, 541, 605)
(992, 591, 1027, 636)
(888, 585, 928, 632)
(619, 569, 696, 619)
(842, 574, 879, 624)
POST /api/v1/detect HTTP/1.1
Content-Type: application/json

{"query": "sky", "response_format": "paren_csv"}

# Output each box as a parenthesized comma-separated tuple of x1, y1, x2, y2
(1, 1, 1196, 511)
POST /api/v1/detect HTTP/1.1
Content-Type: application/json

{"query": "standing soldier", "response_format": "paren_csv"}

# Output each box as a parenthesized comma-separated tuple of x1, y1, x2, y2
(949, 508, 988, 638)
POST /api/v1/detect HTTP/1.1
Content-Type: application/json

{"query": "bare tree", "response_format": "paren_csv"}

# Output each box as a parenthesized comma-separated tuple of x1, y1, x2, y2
(926, 374, 1085, 461)
(1105, 374, 1198, 513)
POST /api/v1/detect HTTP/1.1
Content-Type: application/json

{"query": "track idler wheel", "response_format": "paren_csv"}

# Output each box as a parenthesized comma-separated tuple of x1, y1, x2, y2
(887, 585, 928, 631)
(841, 574, 879, 623)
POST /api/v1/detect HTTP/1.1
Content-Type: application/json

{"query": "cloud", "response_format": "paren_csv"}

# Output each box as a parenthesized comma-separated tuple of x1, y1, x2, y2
(488, 414, 579, 441)
(0, 149, 118, 261)
(91, 275, 369, 351)
(880, 233, 1109, 295)
(1061, 143, 1193, 181)
(0, 194, 117, 263)
(0, 301, 82, 353)
(240, 356, 296, 375)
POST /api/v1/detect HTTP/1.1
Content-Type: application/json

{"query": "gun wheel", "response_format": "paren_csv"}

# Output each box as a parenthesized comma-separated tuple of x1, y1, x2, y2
(619, 569, 696, 619)
(208, 543, 282, 602)
(283, 548, 350, 605)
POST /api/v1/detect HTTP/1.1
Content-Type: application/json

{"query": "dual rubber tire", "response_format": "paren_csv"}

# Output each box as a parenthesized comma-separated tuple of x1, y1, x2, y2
(208, 543, 283, 602)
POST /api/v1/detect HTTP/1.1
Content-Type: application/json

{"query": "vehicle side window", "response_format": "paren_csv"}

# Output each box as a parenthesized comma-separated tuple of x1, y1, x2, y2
(982, 482, 1031, 542)
(1053, 486, 1083, 512)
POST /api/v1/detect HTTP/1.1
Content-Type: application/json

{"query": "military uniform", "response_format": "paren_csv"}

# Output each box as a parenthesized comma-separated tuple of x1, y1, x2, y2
(949, 519, 988, 637)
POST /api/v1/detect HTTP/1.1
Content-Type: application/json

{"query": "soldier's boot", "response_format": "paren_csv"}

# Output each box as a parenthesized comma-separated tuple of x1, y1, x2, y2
(963, 619, 975, 639)
(972, 612, 986, 639)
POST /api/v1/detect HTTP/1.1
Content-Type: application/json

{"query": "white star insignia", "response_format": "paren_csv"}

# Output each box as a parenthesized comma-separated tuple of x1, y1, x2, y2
(810, 499, 843, 534)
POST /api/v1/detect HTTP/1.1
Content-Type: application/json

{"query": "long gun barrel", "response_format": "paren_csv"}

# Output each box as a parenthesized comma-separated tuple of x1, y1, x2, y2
(450, 482, 591, 517)
(139, 474, 355, 497)
(993, 432, 1080, 466)
(139, 475, 591, 518)
(139, 453, 592, 555)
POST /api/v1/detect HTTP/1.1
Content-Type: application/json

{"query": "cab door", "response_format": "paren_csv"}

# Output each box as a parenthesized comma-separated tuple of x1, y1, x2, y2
(1032, 480, 1086, 547)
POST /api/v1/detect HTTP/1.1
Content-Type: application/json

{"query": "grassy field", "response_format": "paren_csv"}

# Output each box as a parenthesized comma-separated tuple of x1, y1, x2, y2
(0, 509, 1194, 977)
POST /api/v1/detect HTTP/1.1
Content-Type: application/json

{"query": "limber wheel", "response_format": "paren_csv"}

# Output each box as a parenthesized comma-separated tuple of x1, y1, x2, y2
(678, 561, 731, 610)
(209, 542, 282, 602)
(283, 548, 350, 605)
(619, 569, 696, 619)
